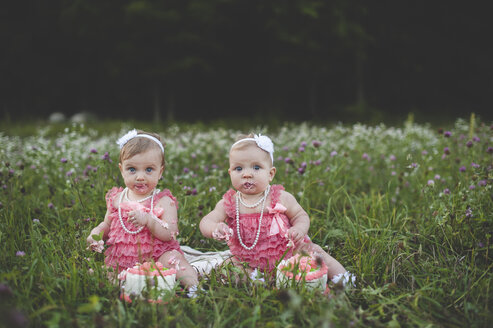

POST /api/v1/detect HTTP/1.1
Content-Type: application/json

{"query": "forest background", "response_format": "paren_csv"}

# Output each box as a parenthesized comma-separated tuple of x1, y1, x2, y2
(2, 1, 493, 124)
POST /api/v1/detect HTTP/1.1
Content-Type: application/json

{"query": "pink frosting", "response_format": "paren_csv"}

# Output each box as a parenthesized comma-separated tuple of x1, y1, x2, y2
(126, 261, 176, 276)
(278, 254, 328, 280)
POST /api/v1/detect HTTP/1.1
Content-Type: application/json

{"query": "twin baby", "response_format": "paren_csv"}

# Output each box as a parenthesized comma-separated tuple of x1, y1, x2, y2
(86, 129, 354, 295)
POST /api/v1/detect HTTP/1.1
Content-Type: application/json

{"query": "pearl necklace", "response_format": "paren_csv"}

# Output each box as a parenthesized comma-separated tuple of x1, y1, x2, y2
(235, 186, 270, 250)
(118, 187, 156, 234)
(238, 185, 270, 208)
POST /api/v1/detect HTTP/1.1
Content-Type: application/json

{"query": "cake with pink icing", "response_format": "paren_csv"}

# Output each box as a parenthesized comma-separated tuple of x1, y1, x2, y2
(119, 261, 176, 302)
(276, 254, 328, 290)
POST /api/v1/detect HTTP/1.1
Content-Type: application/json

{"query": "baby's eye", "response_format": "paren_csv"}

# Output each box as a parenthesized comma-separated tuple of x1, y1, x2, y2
(254, 165, 261, 170)
(129, 167, 136, 173)
(234, 166, 242, 171)
(146, 167, 153, 173)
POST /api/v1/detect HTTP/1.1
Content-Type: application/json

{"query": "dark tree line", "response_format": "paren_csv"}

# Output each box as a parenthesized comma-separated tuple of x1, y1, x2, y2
(1, 1, 492, 122)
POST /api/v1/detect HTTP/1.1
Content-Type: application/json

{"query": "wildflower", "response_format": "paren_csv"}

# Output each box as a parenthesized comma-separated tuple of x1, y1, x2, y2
(66, 170, 73, 177)
(330, 151, 338, 157)
(298, 167, 305, 174)
(362, 153, 370, 161)
(437, 128, 443, 134)
(284, 157, 293, 164)
(478, 242, 484, 248)
(88, 268, 95, 275)
(487, 147, 493, 154)
(298, 146, 305, 152)
(444, 131, 452, 137)
(443, 147, 450, 155)
(16, 251, 25, 257)
(191, 153, 197, 159)
(325, 166, 331, 172)
(90, 148, 98, 154)
(391, 171, 397, 176)
(443, 188, 451, 194)
(60, 158, 68, 163)
(283, 146, 289, 151)
(478, 180, 487, 187)
(471, 162, 480, 168)
(427, 180, 435, 186)
(32, 218, 40, 223)
(183, 167, 190, 173)
(209, 186, 216, 192)
(191, 188, 198, 195)
(434, 174, 441, 180)
(313, 159, 321, 166)
(48, 203, 54, 209)
(410, 163, 418, 168)
(8, 169, 14, 176)
(211, 164, 218, 169)
(277, 156, 284, 161)
(472, 136, 480, 142)
(422, 150, 428, 155)
(465, 208, 472, 218)
(0, 283, 13, 297)
(30, 165, 36, 169)
(300, 162, 307, 168)
(389, 155, 396, 161)
(101, 152, 111, 161)
(300, 141, 307, 147)
(469, 185, 475, 190)
(312, 140, 321, 148)
(466, 141, 473, 148)
(459, 166, 466, 172)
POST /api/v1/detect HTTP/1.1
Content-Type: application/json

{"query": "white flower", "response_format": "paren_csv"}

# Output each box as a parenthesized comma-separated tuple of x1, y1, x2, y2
(254, 134, 274, 163)
(116, 129, 138, 149)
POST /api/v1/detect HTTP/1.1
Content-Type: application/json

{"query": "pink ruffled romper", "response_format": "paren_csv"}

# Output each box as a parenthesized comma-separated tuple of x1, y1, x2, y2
(224, 184, 293, 272)
(104, 187, 182, 272)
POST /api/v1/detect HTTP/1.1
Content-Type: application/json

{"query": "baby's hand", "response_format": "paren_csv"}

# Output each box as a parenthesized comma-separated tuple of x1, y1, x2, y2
(287, 227, 305, 246)
(89, 240, 105, 253)
(127, 210, 149, 227)
(212, 223, 233, 241)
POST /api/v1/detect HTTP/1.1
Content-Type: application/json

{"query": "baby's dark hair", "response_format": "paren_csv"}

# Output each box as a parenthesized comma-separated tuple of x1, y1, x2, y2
(119, 130, 165, 166)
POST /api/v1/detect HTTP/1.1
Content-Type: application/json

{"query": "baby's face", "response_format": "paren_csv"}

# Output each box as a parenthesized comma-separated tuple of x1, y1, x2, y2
(228, 144, 276, 195)
(119, 148, 164, 199)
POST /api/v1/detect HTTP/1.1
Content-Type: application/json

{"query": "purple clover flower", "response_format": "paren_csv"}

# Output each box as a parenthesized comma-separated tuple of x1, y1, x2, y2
(459, 166, 466, 172)
(298, 167, 305, 174)
(471, 162, 480, 168)
(443, 147, 450, 155)
(313, 159, 321, 166)
(183, 167, 190, 173)
(90, 148, 98, 154)
(466, 140, 473, 148)
(362, 153, 370, 161)
(312, 140, 322, 148)
(427, 180, 435, 186)
(48, 203, 54, 209)
(422, 150, 428, 155)
(389, 155, 396, 161)
(487, 147, 493, 154)
(60, 158, 68, 163)
(472, 136, 480, 142)
(101, 152, 111, 161)
(284, 157, 293, 164)
(330, 151, 338, 157)
(16, 251, 26, 257)
(469, 185, 476, 190)
(444, 131, 452, 137)
(443, 188, 451, 194)
(300, 141, 307, 147)
(298, 146, 305, 152)
(478, 180, 487, 187)
(434, 174, 441, 180)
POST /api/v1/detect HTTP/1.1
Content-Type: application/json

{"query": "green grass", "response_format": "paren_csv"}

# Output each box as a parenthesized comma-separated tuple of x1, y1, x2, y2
(0, 116, 491, 327)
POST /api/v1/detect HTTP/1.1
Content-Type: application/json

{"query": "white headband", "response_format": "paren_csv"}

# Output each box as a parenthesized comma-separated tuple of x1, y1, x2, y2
(116, 129, 164, 153)
(231, 134, 274, 164)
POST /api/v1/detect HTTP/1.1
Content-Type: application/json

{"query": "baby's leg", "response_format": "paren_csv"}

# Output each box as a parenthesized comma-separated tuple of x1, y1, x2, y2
(298, 242, 346, 279)
(159, 250, 199, 288)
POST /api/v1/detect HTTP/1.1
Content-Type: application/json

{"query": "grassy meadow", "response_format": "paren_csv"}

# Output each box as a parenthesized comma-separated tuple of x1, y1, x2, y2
(0, 116, 491, 327)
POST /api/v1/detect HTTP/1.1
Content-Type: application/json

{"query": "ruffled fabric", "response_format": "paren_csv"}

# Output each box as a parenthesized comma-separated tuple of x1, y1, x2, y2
(104, 187, 182, 272)
(224, 185, 293, 272)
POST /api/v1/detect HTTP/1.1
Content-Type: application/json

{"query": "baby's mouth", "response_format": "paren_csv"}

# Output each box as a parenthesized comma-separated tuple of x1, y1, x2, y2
(134, 184, 148, 192)
(243, 182, 255, 189)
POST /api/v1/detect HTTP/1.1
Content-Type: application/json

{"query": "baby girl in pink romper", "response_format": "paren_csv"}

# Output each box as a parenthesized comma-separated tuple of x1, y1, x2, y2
(200, 134, 354, 286)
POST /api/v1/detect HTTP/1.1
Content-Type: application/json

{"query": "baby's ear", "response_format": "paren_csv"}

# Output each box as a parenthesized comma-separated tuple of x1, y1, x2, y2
(269, 166, 276, 181)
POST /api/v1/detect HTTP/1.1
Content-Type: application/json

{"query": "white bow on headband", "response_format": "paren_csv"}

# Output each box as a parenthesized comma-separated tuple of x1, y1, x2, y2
(116, 129, 164, 153)
(231, 134, 274, 164)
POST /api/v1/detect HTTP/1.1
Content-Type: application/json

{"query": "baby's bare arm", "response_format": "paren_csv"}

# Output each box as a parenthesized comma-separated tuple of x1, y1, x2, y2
(280, 191, 310, 243)
(87, 207, 111, 246)
(143, 196, 179, 242)
(200, 200, 229, 238)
